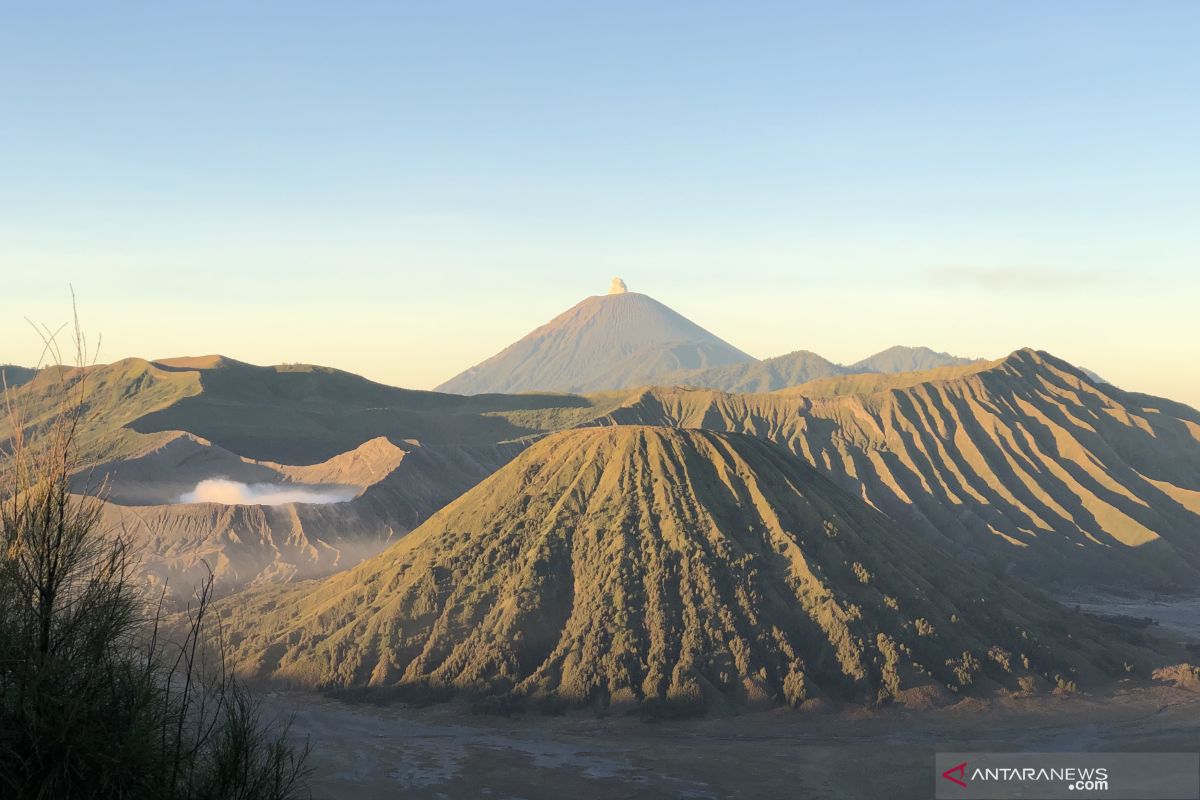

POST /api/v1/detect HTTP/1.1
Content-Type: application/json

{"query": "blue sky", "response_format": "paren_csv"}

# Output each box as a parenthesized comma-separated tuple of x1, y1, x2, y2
(2, 2, 1197, 404)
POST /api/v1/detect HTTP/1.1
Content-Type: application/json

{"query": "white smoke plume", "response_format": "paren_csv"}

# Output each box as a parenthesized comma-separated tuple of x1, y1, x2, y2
(179, 479, 357, 506)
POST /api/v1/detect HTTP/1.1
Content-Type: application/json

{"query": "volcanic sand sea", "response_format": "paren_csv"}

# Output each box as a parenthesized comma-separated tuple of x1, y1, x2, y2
(1061, 594, 1200, 639)
(262, 679, 1200, 800)
(251, 592, 1200, 800)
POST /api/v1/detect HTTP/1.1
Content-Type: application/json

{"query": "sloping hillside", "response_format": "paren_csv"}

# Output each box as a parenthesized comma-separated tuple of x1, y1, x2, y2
(1, 359, 204, 464)
(588, 350, 1200, 591)
(220, 427, 1159, 713)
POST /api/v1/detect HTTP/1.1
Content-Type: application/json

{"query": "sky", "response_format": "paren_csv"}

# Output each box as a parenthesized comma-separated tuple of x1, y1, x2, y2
(2, 1, 1198, 406)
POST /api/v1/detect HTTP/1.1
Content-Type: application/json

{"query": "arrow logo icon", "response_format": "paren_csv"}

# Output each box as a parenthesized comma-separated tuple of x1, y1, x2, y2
(942, 762, 968, 788)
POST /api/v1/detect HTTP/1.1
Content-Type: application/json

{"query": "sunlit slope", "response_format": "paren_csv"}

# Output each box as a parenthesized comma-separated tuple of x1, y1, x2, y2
(435, 291, 755, 395)
(591, 350, 1200, 590)
(0, 359, 204, 464)
(221, 427, 1156, 712)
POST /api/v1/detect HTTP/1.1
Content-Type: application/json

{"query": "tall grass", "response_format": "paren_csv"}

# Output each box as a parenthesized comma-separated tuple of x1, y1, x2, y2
(0, 302, 309, 799)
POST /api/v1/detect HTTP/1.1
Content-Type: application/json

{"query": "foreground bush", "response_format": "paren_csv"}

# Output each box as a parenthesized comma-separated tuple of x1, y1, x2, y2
(0, 317, 308, 799)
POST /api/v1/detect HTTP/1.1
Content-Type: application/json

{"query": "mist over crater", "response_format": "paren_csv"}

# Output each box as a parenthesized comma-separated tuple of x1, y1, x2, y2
(179, 479, 357, 506)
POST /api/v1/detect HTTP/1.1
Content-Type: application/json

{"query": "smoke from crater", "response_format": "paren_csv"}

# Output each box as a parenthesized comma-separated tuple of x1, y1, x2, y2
(179, 479, 357, 506)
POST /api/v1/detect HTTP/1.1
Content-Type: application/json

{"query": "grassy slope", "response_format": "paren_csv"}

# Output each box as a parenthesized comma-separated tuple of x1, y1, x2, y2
(0, 359, 204, 466)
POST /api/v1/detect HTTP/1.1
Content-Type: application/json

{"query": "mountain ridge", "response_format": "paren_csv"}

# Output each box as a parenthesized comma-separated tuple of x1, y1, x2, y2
(432, 284, 987, 394)
(585, 349, 1200, 591)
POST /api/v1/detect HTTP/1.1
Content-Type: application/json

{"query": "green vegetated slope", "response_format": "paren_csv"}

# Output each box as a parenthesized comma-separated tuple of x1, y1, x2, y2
(0, 359, 205, 465)
(589, 350, 1200, 591)
(221, 426, 1160, 712)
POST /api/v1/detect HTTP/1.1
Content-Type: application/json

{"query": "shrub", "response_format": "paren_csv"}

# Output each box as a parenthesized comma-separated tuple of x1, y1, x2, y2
(0, 310, 309, 800)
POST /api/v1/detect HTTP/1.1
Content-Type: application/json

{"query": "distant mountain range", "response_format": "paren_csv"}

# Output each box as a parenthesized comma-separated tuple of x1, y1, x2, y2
(4, 343, 1196, 602)
(667, 346, 982, 394)
(436, 279, 983, 394)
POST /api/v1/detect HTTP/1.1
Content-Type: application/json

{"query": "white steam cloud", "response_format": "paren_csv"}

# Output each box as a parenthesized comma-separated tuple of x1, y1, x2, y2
(179, 479, 357, 506)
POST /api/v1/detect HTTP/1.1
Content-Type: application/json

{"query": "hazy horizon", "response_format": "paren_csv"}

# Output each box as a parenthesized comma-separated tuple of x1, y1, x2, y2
(3, 3, 1197, 407)
(3, 278, 1197, 409)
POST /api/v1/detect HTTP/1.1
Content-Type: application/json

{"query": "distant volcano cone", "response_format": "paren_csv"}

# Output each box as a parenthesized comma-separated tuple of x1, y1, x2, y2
(222, 426, 1156, 712)
(434, 285, 754, 394)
